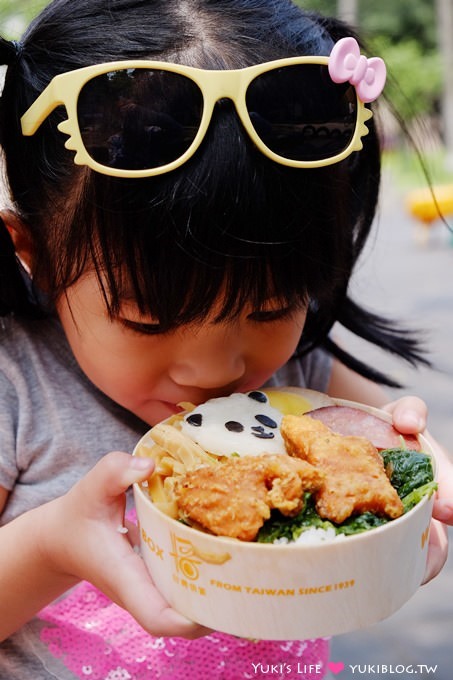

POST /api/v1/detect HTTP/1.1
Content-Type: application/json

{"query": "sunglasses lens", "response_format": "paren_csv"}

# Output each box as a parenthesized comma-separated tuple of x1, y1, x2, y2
(77, 68, 203, 171)
(246, 64, 357, 162)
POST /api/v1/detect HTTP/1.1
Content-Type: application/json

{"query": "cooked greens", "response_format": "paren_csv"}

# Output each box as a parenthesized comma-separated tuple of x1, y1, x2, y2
(256, 495, 389, 543)
(381, 448, 434, 498)
(257, 447, 436, 543)
(401, 481, 438, 512)
(257, 494, 332, 544)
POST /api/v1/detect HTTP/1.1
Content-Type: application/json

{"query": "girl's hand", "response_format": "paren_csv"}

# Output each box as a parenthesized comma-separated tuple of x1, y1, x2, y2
(40, 451, 210, 639)
(383, 396, 451, 583)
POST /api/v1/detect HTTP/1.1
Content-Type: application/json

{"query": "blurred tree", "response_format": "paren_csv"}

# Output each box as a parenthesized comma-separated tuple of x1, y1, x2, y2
(295, 0, 436, 50)
(436, 0, 453, 168)
(337, 0, 358, 23)
(372, 36, 441, 124)
(0, 0, 47, 37)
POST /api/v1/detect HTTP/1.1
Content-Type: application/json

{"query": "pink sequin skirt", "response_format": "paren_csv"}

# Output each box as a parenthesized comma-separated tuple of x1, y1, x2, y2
(39, 581, 330, 679)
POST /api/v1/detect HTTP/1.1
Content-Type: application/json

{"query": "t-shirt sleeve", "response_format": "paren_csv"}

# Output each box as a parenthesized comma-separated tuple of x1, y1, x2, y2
(0, 371, 19, 491)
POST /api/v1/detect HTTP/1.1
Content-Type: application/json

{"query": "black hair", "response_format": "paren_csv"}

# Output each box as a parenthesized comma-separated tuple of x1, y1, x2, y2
(0, 0, 426, 385)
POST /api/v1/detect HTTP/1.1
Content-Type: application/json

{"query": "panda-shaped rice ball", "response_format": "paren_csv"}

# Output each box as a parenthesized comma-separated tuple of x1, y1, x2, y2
(180, 391, 286, 457)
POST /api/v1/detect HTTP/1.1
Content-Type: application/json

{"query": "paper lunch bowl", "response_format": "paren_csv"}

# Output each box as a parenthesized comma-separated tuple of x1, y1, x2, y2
(133, 388, 436, 640)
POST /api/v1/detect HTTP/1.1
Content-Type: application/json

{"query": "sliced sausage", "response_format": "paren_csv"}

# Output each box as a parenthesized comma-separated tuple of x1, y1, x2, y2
(307, 405, 421, 451)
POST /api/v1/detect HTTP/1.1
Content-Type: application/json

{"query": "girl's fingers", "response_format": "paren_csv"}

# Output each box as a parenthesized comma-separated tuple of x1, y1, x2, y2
(383, 396, 427, 433)
(124, 518, 141, 547)
(72, 451, 155, 513)
(101, 547, 210, 638)
(97, 451, 155, 499)
(433, 499, 453, 524)
(63, 453, 209, 638)
(428, 438, 453, 526)
(422, 518, 449, 584)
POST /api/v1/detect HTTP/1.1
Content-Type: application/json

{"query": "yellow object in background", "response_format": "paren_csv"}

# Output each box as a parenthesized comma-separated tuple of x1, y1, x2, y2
(406, 184, 453, 224)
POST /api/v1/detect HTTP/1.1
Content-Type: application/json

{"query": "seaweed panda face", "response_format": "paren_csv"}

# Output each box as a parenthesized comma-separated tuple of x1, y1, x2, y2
(180, 391, 286, 457)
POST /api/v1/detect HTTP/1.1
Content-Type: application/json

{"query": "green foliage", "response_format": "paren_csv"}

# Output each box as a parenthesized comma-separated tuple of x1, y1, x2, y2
(294, 0, 337, 17)
(383, 149, 453, 189)
(359, 0, 437, 50)
(295, 0, 437, 49)
(0, 0, 47, 38)
(373, 36, 442, 122)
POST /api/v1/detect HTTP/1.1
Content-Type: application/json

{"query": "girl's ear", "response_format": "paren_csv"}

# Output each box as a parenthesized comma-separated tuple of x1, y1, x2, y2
(0, 210, 34, 271)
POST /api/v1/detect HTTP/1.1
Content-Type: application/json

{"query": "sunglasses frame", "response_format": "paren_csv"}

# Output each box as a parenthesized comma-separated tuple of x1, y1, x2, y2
(21, 57, 373, 178)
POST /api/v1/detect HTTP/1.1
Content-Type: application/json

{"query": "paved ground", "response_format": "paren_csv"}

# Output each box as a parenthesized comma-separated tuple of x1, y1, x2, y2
(330, 171, 453, 679)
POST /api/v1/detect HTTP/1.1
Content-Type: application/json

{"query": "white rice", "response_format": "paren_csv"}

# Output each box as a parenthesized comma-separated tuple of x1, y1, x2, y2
(274, 527, 346, 545)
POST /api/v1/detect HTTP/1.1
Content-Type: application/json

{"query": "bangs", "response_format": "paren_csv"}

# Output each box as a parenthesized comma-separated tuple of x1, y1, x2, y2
(113, 244, 310, 329)
(90, 184, 314, 329)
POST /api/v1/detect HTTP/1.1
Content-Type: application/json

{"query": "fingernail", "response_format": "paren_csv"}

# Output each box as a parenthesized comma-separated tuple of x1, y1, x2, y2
(402, 412, 424, 431)
(130, 456, 154, 470)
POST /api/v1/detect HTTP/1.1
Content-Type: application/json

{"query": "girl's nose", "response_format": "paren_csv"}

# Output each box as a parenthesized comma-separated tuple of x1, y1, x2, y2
(169, 325, 246, 389)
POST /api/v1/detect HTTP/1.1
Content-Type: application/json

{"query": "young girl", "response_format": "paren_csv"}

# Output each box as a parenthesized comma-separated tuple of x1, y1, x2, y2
(0, 1, 451, 678)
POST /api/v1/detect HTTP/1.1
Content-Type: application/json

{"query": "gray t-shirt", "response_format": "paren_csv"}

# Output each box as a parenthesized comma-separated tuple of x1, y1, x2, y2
(0, 314, 332, 679)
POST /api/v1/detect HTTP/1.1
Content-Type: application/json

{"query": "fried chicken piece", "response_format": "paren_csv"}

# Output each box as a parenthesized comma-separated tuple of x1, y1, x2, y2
(281, 415, 404, 524)
(174, 453, 324, 541)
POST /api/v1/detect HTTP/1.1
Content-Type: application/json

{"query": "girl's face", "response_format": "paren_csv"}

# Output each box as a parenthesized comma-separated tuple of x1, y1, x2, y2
(56, 271, 307, 425)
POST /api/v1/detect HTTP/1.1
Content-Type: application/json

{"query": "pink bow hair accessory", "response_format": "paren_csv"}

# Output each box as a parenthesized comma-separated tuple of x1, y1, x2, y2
(328, 37, 386, 103)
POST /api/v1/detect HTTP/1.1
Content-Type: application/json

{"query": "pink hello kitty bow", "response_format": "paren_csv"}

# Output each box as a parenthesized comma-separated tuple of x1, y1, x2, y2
(328, 37, 386, 103)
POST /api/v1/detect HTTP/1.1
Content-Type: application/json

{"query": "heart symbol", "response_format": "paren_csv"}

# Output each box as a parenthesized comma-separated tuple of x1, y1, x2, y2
(328, 661, 345, 675)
